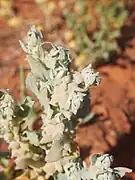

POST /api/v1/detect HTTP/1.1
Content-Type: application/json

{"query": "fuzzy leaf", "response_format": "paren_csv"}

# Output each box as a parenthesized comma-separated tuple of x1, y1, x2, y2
(25, 131, 39, 146)
(54, 173, 67, 180)
(90, 154, 101, 166)
(19, 40, 28, 53)
(114, 167, 132, 177)
(28, 55, 48, 80)
(45, 141, 62, 162)
(26, 73, 39, 96)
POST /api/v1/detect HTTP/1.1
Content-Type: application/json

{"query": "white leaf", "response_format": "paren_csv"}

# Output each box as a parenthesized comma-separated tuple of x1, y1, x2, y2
(114, 167, 132, 177)
(40, 134, 52, 144)
(26, 72, 39, 95)
(26, 131, 39, 146)
(19, 40, 28, 53)
(45, 141, 62, 162)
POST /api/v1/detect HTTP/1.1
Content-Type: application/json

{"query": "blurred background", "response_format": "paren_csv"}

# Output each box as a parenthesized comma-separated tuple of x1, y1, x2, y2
(0, 0, 135, 179)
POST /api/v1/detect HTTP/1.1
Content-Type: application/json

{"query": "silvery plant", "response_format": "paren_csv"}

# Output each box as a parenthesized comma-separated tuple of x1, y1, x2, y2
(0, 26, 132, 179)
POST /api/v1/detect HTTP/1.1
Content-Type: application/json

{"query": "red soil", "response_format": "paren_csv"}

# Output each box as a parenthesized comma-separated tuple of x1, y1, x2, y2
(1, 0, 135, 179)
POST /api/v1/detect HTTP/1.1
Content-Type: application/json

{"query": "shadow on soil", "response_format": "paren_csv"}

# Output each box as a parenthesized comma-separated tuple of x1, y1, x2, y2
(108, 124, 135, 179)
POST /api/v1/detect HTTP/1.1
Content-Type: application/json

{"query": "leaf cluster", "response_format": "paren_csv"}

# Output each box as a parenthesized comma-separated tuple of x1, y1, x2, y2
(64, 0, 128, 67)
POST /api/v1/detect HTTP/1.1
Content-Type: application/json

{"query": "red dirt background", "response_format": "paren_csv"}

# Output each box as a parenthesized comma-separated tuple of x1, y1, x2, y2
(1, 0, 135, 179)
